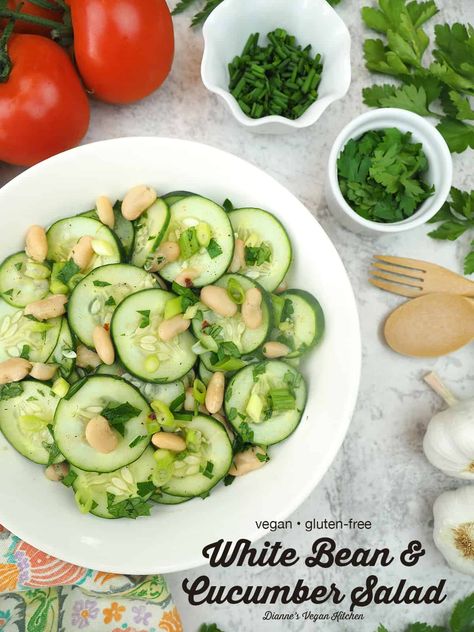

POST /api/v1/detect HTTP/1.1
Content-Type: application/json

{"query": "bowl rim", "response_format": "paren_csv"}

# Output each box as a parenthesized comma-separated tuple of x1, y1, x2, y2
(0, 136, 362, 573)
(201, 0, 352, 129)
(326, 108, 453, 233)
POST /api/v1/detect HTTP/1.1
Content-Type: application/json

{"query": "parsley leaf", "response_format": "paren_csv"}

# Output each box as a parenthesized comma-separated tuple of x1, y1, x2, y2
(93, 280, 111, 287)
(137, 310, 150, 328)
(101, 402, 141, 437)
(57, 260, 81, 284)
(450, 592, 474, 632)
(199, 625, 225, 632)
(201, 460, 214, 479)
(0, 383, 23, 401)
(363, 84, 432, 116)
(222, 198, 234, 212)
(136, 481, 156, 497)
(106, 493, 152, 519)
(171, 282, 199, 309)
(436, 118, 474, 153)
(207, 238, 223, 259)
(19, 344, 30, 360)
(61, 470, 78, 488)
(244, 243, 272, 266)
(239, 421, 254, 443)
(42, 425, 61, 467)
(105, 296, 116, 307)
(280, 298, 294, 323)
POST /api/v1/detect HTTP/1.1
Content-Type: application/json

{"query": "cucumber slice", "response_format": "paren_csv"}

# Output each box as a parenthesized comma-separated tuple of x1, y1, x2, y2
(54, 375, 150, 472)
(151, 490, 191, 505)
(111, 289, 197, 384)
(192, 274, 272, 355)
(71, 446, 157, 519)
(228, 208, 292, 291)
(81, 204, 135, 260)
(46, 217, 122, 271)
(0, 381, 62, 464)
(68, 264, 158, 347)
(131, 199, 170, 268)
(96, 363, 185, 407)
(0, 252, 50, 308)
(198, 360, 213, 386)
(225, 360, 307, 445)
(162, 191, 194, 206)
(48, 318, 75, 378)
(273, 290, 325, 358)
(160, 196, 234, 287)
(163, 415, 232, 497)
(0, 298, 61, 363)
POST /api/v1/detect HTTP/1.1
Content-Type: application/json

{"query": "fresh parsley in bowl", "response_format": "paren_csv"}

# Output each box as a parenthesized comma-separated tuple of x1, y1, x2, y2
(325, 108, 453, 235)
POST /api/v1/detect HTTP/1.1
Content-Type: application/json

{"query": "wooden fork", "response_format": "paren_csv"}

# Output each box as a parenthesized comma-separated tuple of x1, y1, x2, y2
(369, 255, 474, 298)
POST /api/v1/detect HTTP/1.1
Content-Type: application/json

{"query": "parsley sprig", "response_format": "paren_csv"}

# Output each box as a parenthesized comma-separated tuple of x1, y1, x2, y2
(427, 187, 474, 274)
(101, 402, 141, 437)
(361, 2, 474, 153)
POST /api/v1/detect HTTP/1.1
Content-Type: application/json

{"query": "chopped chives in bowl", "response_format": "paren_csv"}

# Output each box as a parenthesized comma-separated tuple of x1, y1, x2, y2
(228, 28, 324, 120)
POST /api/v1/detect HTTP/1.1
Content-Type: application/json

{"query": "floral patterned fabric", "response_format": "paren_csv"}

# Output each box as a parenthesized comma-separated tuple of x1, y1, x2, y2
(0, 525, 182, 632)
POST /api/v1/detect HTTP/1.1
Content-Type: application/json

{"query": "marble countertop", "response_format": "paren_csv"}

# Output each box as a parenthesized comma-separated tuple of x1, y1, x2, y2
(1, 1, 473, 629)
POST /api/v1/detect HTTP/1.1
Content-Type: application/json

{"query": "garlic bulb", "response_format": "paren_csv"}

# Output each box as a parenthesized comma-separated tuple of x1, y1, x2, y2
(423, 372, 474, 480)
(433, 486, 474, 576)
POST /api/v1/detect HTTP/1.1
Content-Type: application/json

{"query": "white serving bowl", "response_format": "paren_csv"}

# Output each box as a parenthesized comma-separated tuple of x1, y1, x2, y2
(325, 108, 453, 235)
(0, 138, 360, 573)
(201, 0, 351, 134)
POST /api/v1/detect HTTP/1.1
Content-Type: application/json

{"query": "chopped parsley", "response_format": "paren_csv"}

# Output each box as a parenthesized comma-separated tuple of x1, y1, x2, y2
(14, 262, 22, 271)
(61, 470, 78, 488)
(105, 296, 116, 307)
(171, 282, 199, 310)
(223, 474, 235, 486)
(106, 493, 152, 519)
(129, 435, 147, 448)
(0, 383, 23, 401)
(280, 298, 294, 323)
(227, 407, 238, 422)
(93, 280, 111, 287)
(244, 243, 272, 266)
(137, 309, 150, 328)
(19, 344, 30, 360)
(201, 460, 214, 479)
(42, 425, 62, 467)
(136, 480, 156, 497)
(252, 363, 267, 382)
(207, 238, 223, 259)
(101, 401, 141, 437)
(256, 452, 270, 463)
(223, 198, 234, 212)
(57, 260, 81, 284)
(239, 421, 254, 443)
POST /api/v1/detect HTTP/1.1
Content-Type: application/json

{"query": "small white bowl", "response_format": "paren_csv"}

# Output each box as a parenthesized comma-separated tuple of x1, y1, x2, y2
(201, 0, 351, 134)
(325, 108, 453, 235)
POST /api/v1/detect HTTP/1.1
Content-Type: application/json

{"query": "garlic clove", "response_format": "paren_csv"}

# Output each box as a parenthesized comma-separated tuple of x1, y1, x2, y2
(433, 486, 474, 576)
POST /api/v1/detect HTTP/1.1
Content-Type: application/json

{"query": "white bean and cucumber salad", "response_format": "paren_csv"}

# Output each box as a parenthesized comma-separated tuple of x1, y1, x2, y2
(0, 187, 325, 519)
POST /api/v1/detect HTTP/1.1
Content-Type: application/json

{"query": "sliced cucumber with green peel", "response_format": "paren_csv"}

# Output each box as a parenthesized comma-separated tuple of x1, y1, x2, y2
(160, 196, 234, 287)
(47, 216, 122, 271)
(96, 362, 185, 407)
(272, 289, 325, 358)
(151, 490, 191, 505)
(111, 289, 197, 383)
(48, 318, 75, 378)
(68, 264, 157, 347)
(225, 360, 307, 445)
(71, 446, 157, 519)
(54, 375, 150, 472)
(0, 381, 62, 464)
(0, 252, 50, 308)
(131, 199, 170, 268)
(198, 360, 214, 386)
(163, 415, 232, 497)
(0, 298, 61, 363)
(81, 203, 135, 260)
(192, 274, 272, 355)
(162, 191, 194, 206)
(228, 208, 292, 291)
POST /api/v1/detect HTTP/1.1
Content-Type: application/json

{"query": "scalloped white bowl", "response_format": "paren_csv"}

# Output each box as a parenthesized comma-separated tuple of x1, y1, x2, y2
(201, 0, 351, 133)
(0, 138, 360, 573)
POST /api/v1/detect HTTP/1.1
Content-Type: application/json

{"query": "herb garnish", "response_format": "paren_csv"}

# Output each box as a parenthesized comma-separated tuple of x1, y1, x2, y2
(42, 425, 61, 467)
(93, 280, 111, 287)
(136, 481, 155, 497)
(207, 238, 223, 259)
(239, 421, 254, 443)
(171, 282, 199, 310)
(61, 470, 78, 488)
(106, 493, 152, 519)
(129, 435, 147, 448)
(101, 402, 141, 437)
(0, 383, 23, 401)
(245, 243, 272, 267)
(280, 299, 294, 323)
(19, 344, 30, 360)
(337, 128, 433, 223)
(201, 461, 214, 479)
(137, 309, 150, 328)
(105, 296, 116, 306)
(57, 260, 81, 285)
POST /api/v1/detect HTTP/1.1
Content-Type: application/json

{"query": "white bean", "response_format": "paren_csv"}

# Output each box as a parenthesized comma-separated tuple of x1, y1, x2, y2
(184, 387, 195, 411)
(200, 286, 237, 318)
(71, 236, 94, 271)
(85, 415, 118, 453)
(174, 268, 199, 287)
(158, 315, 191, 341)
(92, 325, 115, 365)
(0, 358, 32, 384)
(148, 241, 180, 272)
(263, 341, 290, 359)
(151, 432, 186, 452)
(76, 344, 101, 370)
(30, 363, 57, 381)
(24, 294, 68, 320)
(122, 185, 157, 221)
(229, 446, 267, 477)
(25, 225, 48, 263)
(228, 238, 245, 273)
(241, 287, 263, 329)
(96, 196, 115, 229)
(205, 371, 225, 414)
(45, 462, 69, 482)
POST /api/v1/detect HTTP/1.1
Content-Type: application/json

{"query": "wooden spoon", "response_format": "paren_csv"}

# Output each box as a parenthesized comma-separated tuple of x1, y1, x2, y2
(384, 293, 474, 357)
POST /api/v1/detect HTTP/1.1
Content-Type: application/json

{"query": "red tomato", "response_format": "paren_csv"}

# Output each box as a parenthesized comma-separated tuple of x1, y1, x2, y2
(6, 1, 64, 35)
(69, 0, 174, 104)
(0, 35, 90, 167)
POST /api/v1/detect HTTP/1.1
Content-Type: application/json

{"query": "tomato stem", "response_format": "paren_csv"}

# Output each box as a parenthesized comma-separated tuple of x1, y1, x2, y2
(0, 7, 72, 34)
(0, 17, 14, 83)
